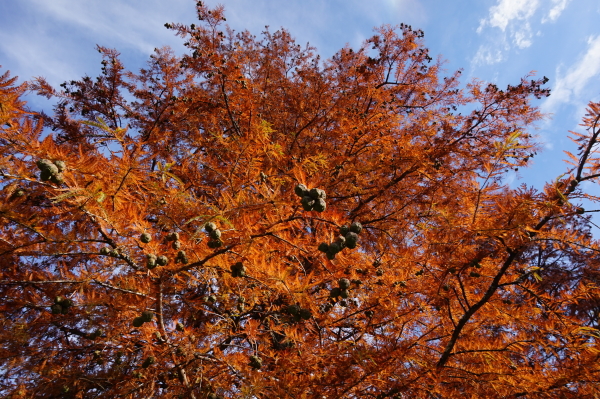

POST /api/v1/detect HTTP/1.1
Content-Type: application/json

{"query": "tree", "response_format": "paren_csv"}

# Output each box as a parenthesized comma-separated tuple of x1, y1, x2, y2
(1, 3, 600, 398)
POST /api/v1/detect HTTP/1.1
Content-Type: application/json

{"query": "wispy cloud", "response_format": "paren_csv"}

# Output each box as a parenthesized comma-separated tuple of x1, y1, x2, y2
(0, 29, 80, 85)
(543, 35, 600, 112)
(477, 0, 540, 32)
(0, 0, 196, 88)
(474, 0, 540, 65)
(211, 0, 427, 59)
(472, 44, 506, 65)
(29, 0, 190, 54)
(542, 0, 571, 23)
(512, 21, 533, 48)
(474, 0, 571, 66)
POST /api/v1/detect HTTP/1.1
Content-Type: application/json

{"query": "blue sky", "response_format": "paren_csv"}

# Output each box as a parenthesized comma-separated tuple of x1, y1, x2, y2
(1, 0, 600, 209)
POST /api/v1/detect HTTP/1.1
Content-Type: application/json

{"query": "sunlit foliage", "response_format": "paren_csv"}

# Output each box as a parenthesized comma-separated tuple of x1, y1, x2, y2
(1, 2, 599, 398)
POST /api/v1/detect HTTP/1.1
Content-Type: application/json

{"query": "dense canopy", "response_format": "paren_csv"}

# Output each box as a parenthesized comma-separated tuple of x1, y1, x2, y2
(1, 2, 600, 398)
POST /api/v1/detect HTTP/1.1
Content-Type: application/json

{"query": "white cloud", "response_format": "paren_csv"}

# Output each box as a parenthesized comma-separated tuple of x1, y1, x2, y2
(475, 0, 540, 64)
(472, 45, 505, 65)
(474, 0, 573, 65)
(543, 35, 600, 112)
(478, 0, 540, 32)
(513, 21, 533, 48)
(542, 0, 571, 23)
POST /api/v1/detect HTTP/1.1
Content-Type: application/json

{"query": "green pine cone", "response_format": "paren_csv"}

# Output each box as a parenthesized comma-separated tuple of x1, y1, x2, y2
(301, 196, 315, 211)
(36, 159, 59, 175)
(141, 311, 154, 322)
(166, 232, 179, 241)
(140, 233, 152, 243)
(313, 198, 326, 212)
(338, 278, 351, 289)
(53, 160, 66, 172)
(132, 317, 144, 327)
(294, 183, 309, 197)
(339, 225, 349, 235)
(204, 222, 217, 232)
(49, 173, 64, 185)
(146, 254, 157, 269)
(350, 221, 363, 234)
(40, 168, 53, 181)
(345, 232, 359, 249)
(287, 304, 300, 316)
(207, 239, 222, 248)
(299, 308, 312, 320)
(156, 255, 168, 266)
(309, 188, 326, 199)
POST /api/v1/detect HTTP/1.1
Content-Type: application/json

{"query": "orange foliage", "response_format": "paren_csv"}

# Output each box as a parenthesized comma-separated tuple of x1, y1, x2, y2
(1, 3, 600, 398)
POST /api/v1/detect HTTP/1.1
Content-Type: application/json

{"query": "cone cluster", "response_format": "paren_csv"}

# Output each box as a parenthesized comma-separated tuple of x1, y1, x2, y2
(166, 232, 179, 241)
(204, 222, 223, 248)
(88, 329, 103, 340)
(272, 331, 295, 350)
(330, 278, 352, 299)
(285, 304, 312, 322)
(318, 222, 363, 260)
(36, 159, 66, 185)
(230, 261, 246, 277)
(100, 246, 129, 260)
(175, 250, 188, 264)
(143, 232, 188, 267)
(166, 231, 184, 251)
(294, 184, 327, 212)
(146, 253, 169, 269)
(51, 296, 73, 314)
